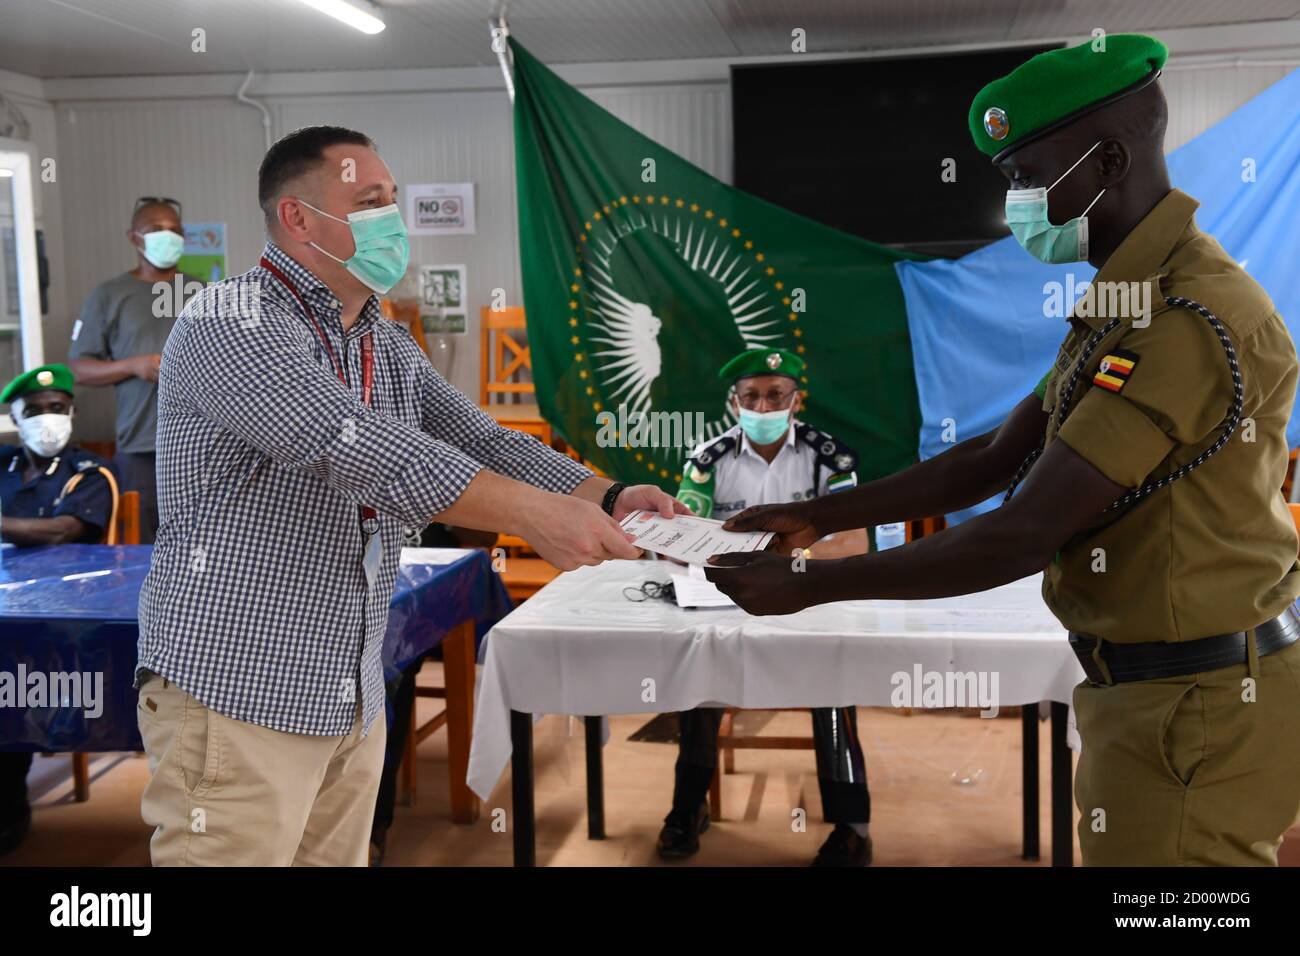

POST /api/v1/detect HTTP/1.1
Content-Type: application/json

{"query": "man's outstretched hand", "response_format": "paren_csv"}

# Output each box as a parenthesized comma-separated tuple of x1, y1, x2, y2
(721, 502, 822, 554)
(611, 483, 694, 521)
(703, 550, 817, 616)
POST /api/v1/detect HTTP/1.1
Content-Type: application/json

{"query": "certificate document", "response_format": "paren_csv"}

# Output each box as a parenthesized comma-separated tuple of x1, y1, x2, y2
(619, 510, 775, 565)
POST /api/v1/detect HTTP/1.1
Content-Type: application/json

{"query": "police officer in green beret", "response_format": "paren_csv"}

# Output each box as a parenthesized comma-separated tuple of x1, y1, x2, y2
(1, 363, 118, 856)
(705, 35, 1300, 866)
(1, 364, 117, 548)
(661, 347, 872, 866)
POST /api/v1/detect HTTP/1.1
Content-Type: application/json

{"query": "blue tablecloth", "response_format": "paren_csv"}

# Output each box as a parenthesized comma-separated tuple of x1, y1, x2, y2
(0, 544, 512, 752)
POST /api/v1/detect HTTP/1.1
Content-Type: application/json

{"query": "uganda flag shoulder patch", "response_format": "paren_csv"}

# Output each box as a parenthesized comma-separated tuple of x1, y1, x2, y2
(1093, 349, 1140, 394)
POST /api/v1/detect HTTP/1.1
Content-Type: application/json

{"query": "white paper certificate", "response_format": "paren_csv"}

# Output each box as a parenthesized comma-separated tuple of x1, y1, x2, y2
(619, 510, 775, 565)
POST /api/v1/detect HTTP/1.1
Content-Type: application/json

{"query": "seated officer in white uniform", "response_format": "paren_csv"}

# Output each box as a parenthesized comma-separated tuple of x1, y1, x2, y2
(0, 363, 117, 857)
(660, 347, 872, 866)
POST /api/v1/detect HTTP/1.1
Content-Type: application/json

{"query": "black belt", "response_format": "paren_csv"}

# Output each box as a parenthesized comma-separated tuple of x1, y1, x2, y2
(1069, 601, 1300, 686)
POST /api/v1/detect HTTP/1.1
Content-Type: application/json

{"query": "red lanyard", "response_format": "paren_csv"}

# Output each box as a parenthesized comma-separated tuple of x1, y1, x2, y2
(260, 255, 378, 529)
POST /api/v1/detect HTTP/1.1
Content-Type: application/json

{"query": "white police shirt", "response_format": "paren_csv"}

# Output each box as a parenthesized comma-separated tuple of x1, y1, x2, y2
(676, 420, 859, 521)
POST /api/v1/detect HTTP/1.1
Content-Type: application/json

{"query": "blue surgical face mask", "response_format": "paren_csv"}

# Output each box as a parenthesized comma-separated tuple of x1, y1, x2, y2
(299, 199, 410, 294)
(737, 406, 792, 445)
(1005, 140, 1106, 264)
(138, 229, 185, 269)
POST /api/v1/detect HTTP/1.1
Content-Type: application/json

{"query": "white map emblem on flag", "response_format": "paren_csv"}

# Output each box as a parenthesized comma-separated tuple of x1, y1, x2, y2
(578, 200, 791, 467)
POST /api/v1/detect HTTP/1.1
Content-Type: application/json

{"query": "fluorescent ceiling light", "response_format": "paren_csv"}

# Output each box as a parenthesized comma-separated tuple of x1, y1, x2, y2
(296, 0, 386, 35)
(0, 170, 13, 177)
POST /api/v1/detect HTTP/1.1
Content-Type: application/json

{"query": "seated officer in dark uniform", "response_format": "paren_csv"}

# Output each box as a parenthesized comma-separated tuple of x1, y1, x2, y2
(709, 35, 1300, 866)
(660, 347, 872, 866)
(0, 363, 116, 856)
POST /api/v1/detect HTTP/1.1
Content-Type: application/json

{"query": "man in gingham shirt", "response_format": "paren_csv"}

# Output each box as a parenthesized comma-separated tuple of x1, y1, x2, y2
(135, 126, 683, 866)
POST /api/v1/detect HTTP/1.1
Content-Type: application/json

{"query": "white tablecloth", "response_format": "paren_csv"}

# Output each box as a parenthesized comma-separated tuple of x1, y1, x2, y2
(467, 560, 1085, 799)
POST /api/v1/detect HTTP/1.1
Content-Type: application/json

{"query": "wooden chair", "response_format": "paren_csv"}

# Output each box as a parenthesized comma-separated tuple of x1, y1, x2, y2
(396, 620, 479, 823)
(710, 708, 815, 818)
(400, 684, 446, 807)
(492, 533, 561, 602)
(479, 306, 551, 444)
(379, 297, 430, 357)
(115, 490, 141, 546)
(64, 488, 139, 802)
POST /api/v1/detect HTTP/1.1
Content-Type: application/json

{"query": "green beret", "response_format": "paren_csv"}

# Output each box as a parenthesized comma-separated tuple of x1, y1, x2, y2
(1, 363, 75, 404)
(718, 347, 805, 383)
(969, 34, 1168, 161)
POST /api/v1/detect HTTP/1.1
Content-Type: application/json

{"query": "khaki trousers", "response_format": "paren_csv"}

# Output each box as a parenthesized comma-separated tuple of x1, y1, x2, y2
(1074, 638, 1300, 866)
(136, 672, 385, 866)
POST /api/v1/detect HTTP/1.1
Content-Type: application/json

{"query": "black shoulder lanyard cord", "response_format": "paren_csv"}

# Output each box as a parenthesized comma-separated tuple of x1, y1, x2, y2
(260, 255, 380, 535)
(1004, 295, 1244, 511)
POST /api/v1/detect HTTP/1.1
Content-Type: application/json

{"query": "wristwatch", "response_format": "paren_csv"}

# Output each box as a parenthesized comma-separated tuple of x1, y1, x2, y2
(601, 482, 628, 516)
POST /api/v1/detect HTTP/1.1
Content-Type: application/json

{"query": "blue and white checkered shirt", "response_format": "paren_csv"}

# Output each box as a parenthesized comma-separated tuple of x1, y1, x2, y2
(137, 243, 592, 736)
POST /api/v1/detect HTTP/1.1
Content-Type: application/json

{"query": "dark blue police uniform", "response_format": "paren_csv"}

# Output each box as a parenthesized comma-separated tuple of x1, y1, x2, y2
(0, 445, 114, 542)
(0, 444, 115, 855)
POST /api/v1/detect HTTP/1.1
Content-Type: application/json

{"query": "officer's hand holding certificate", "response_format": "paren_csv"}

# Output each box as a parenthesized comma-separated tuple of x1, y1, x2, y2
(619, 510, 775, 565)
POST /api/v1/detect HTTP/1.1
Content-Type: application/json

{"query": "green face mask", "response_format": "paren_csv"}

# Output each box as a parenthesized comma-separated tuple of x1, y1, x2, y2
(139, 229, 185, 269)
(300, 199, 410, 294)
(1005, 140, 1106, 265)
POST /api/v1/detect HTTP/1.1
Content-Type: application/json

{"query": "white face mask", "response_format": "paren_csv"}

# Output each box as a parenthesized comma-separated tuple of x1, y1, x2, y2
(14, 411, 73, 458)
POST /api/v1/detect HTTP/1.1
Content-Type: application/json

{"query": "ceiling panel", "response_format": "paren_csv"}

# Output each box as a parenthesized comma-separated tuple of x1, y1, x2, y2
(0, 0, 1297, 79)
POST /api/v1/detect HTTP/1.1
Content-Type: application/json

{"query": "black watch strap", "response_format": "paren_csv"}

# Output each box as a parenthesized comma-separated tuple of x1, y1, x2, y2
(601, 482, 628, 516)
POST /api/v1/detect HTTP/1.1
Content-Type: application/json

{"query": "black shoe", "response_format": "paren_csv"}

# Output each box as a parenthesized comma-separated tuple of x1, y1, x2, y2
(811, 824, 872, 867)
(0, 804, 31, 858)
(656, 802, 711, 859)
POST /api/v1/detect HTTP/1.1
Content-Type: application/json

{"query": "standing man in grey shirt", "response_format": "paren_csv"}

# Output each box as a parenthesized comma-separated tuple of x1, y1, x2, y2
(69, 198, 203, 542)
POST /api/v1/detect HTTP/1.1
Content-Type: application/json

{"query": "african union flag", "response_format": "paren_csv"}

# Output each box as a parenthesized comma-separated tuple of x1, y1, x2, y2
(509, 37, 928, 490)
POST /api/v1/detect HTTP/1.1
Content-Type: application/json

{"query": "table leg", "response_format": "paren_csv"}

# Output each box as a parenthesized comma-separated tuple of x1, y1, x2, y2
(72, 752, 90, 803)
(1050, 701, 1073, 867)
(399, 707, 416, 806)
(511, 710, 536, 867)
(1021, 705, 1039, 861)
(585, 716, 605, 840)
(443, 620, 480, 824)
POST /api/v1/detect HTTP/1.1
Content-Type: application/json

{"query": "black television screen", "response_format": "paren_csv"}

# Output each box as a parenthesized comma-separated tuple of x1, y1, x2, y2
(732, 46, 1059, 257)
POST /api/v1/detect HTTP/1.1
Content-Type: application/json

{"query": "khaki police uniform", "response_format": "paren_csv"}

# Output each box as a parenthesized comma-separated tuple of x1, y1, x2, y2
(970, 32, 1300, 867)
(1039, 189, 1300, 865)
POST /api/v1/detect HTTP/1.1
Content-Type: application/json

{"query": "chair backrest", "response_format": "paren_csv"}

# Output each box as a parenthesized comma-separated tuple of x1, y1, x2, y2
(479, 306, 534, 404)
(380, 296, 430, 357)
(116, 490, 141, 546)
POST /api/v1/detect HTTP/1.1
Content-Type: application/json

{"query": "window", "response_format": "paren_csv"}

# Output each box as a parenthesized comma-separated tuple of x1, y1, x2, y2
(0, 138, 45, 395)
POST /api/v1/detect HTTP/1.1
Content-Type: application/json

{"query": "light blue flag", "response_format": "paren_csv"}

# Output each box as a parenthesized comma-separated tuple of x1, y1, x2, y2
(898, 67, 1300, 524)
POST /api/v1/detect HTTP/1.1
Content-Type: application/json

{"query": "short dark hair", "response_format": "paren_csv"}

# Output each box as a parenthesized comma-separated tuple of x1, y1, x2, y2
(257, 125, 374, 223)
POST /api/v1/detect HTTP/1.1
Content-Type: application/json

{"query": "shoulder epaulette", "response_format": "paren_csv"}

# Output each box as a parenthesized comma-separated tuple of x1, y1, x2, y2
(689, 433, 737, 470)
(797, 423, 858, 474)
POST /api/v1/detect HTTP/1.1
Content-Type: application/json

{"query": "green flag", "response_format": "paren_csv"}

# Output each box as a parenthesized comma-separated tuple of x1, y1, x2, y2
(511, 38, 927, 490)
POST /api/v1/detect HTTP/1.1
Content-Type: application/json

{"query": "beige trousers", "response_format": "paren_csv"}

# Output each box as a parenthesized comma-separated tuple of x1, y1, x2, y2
(136, 672, 385, 866)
